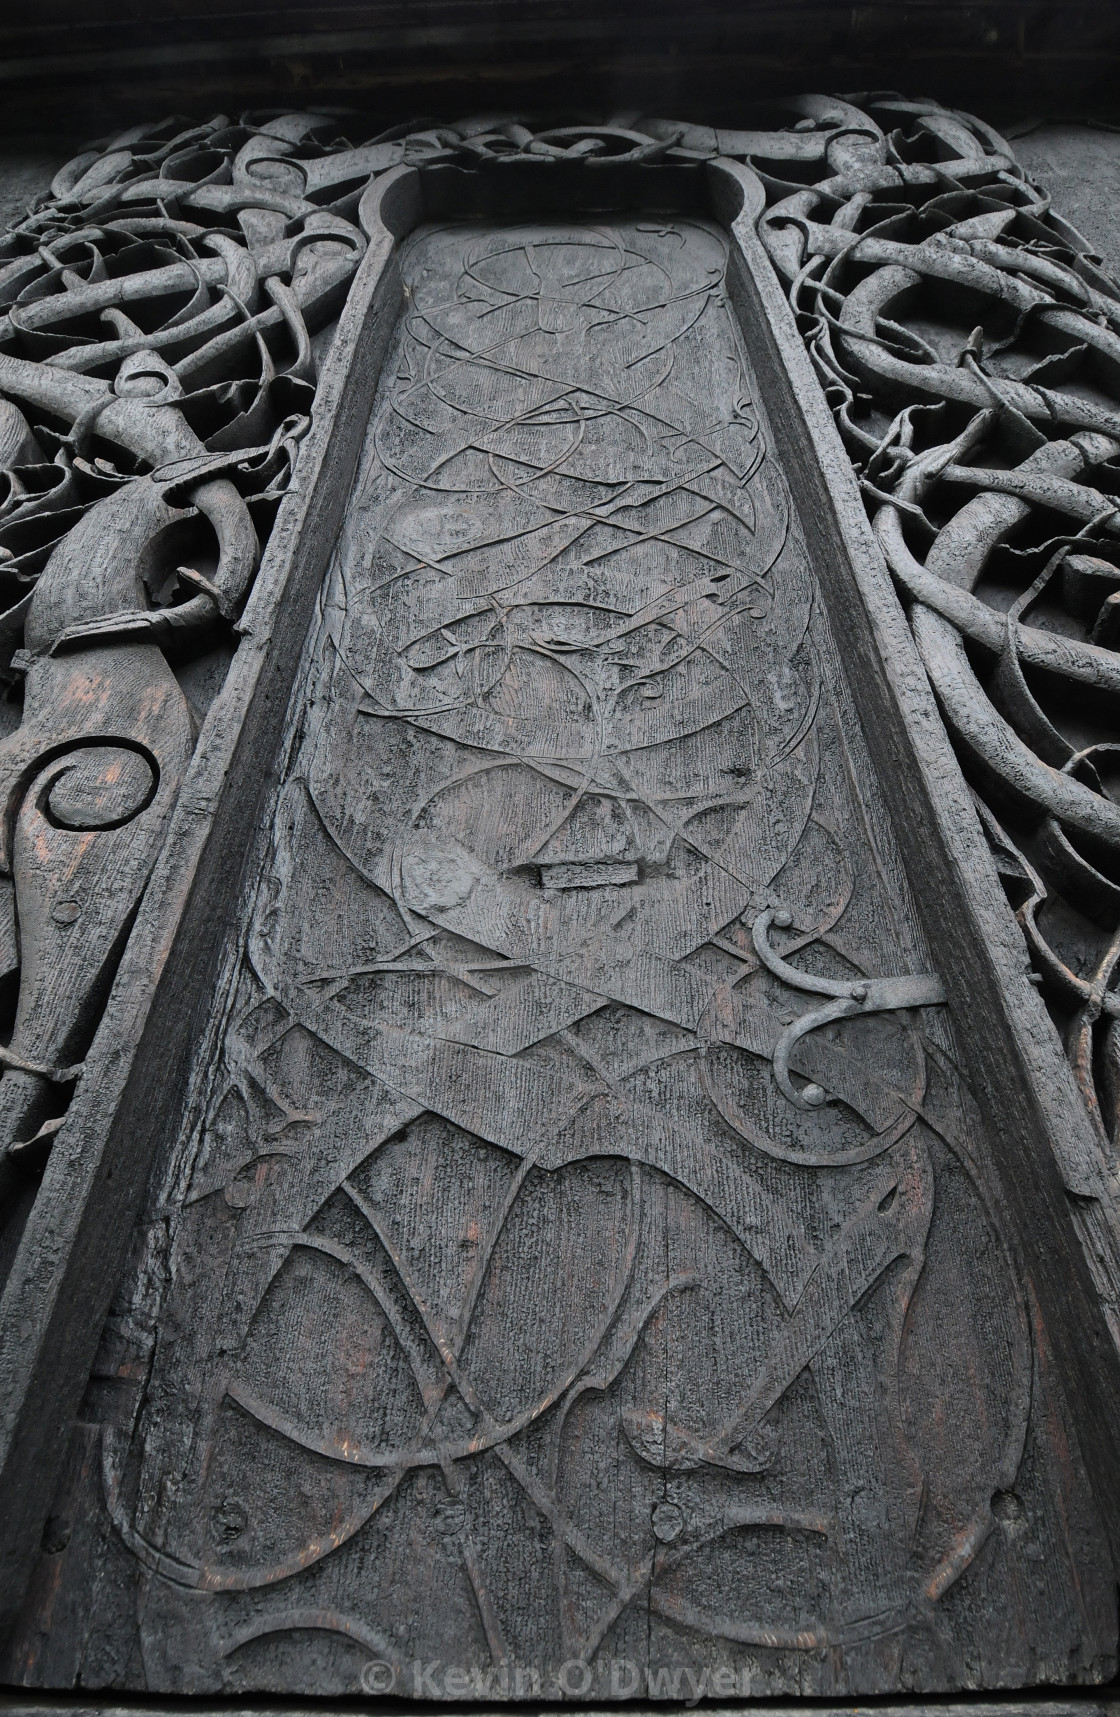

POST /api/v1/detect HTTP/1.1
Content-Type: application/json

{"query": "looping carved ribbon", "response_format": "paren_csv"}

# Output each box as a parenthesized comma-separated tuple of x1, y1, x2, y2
(751, 907, 947, 1111)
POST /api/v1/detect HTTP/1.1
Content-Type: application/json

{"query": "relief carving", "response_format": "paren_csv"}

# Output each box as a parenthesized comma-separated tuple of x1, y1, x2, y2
(3, 100, 1113, 1214)
(3, 104, 1120, 1696)
(0, 112, 368, 1200)
(32, 215, 1109, 1698)
(752, 96, 1120, 1156)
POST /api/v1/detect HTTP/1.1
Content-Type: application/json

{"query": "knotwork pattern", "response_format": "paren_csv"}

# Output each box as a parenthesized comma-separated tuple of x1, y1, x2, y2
(67, 214, 1094, 1698)
(0, 111, 373, 1194)
(4, 100, 1119, 1701)
(7, 98, 1109, 1196)
(753, 95, 1120, 1154)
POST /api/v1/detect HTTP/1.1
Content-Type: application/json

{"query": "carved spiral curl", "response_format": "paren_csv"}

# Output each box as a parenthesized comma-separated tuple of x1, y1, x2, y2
(0, 110, 381, 1180)
(0, 104, 1075, 1673)
(0, 109, 385, 607)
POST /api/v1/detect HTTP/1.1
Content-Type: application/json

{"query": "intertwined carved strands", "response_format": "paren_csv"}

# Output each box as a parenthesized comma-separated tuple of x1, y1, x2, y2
(4, 96, 1095, 1203)
(25, 215, 1110, 1700)
(0, 109, 754, 1199)
(0, 111, 375, 1195)
(729, 95, 1120, 1150)
(3, 99, 1120, 1698)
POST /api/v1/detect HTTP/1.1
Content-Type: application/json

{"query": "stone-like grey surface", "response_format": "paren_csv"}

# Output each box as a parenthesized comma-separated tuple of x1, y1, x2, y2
(1011, 122, 1120, 277)
(4, 124, 1120, 278)
(0, 146, 61, 232)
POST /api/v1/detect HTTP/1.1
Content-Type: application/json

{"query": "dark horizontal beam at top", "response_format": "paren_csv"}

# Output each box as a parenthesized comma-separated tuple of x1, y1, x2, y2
(0, 5, 1118, 161)
(4, 1, 1119, 65)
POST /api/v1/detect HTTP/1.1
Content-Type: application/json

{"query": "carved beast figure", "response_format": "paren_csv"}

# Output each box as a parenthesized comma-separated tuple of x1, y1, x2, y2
(0, 111, 371, 1214)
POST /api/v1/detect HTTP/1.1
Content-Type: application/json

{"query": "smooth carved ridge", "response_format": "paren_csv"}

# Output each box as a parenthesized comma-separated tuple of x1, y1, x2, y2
(0, 111, 372, 1210)
(0, 101, 1105, 1219)
(750, 96, 1120, 1166)
(2, 102, 1117, 1206)
(752, 908, 947, 1111)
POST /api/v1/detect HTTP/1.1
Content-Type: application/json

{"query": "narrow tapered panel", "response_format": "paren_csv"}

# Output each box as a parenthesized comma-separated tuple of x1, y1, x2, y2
(8, 218, 1113, 1696)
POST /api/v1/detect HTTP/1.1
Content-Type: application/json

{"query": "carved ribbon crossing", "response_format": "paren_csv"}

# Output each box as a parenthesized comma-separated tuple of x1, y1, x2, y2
(67, 211, 1049, 1692)
(746, 97, 1120, 1156)
(3, 106, 1112, 1696)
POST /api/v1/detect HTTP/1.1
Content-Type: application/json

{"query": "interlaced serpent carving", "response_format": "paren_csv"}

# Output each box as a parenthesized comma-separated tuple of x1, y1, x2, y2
(0, 111, 377, 1194)
(749, 95, 1120, 1154)
(64, 216, 1108, 1699)
(5, 100, 1110, 1201)
(5, 102, 1120, 1698)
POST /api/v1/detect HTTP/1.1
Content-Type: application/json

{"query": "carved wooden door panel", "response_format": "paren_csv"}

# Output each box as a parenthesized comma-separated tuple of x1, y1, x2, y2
(6, 213, 1114, 1697)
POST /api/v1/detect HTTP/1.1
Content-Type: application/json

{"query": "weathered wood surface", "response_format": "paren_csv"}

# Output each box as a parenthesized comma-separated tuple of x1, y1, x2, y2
(4, 215, 1112, 1697)
(5, 1706, 1120, 1717)
(0, 111, 376, 1274)
(5, 104, 1120, 1697)
(717, 148, 1120, 1583)
(736, 98, 1120, 1359)
(0, 156, 414, 1649)
(7, 1706, 1120, 1717)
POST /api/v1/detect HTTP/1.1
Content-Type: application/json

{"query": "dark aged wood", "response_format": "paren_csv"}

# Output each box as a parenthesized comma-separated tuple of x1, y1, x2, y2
(5, 1707, 1120, 1717)
(4, 104, 1120, 1697)
(743, 99, 1120, 1270)
(2, 3, 1120, 143)
(0, 109, 1118, 1697)
(0, 150, 419, 1647)
(0, 110, 383, 1275)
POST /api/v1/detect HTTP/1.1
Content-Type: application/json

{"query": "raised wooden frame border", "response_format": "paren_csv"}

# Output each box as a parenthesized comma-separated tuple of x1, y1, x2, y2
(2, 151, 1120, 1658)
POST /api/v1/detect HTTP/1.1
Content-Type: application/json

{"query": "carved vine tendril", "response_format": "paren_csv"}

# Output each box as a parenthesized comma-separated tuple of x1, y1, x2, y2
(9, 104, 1065, 1682)
(5, 98, 1101, 1197)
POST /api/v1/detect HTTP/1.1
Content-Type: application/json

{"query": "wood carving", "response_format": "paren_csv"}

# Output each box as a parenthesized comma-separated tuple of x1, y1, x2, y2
(12, 210, 1111, 1698)
(0, 113, 370, 1210)
(6, 103, 1116, 1205)
(4, 105, 1120, 1699)
(742, 94, 1120, 1337)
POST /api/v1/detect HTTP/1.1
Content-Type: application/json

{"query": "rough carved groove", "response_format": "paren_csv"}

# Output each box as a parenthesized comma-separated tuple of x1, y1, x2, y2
(748, 97, 1120, 1152)
(0, 109, 372, 1210)
(4, 101, 1116, 1222)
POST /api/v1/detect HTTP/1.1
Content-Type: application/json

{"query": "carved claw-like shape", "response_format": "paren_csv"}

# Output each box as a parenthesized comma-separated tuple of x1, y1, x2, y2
(48, 592, 219, 655)
(47, 612, 164, 652)
(752, 907, 947, 1110)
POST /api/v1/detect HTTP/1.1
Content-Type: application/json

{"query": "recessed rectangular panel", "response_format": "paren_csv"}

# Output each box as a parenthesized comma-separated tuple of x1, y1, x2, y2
(10, 218, 1113, 1697)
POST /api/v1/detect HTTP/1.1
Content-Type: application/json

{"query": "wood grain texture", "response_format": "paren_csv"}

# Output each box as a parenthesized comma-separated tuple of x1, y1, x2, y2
(0, 163, 413, 1651)
(6, 215, 1112, 1698)
(5, 106, 1120, 1697)
(718, 154, 1120, 1565)
(710, 97, 1120, 1535)
(0, 110, 378, 1259)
